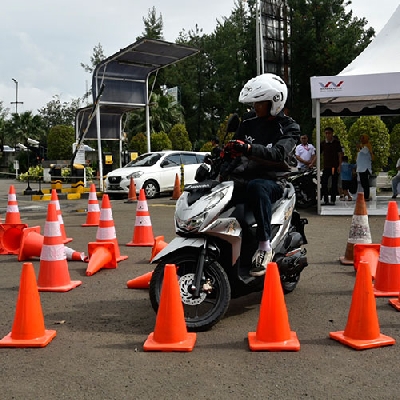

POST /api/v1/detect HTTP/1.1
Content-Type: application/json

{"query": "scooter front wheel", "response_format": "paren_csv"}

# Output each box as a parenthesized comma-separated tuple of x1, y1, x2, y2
(149, 250, 231, 332)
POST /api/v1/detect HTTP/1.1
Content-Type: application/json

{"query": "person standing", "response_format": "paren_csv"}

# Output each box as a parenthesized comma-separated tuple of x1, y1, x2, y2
(340, 156, 356, 201)
(356, 134, 373, 201)
(391, 158, 400, 199)
(320, 127, 343, 205)
(295, 134, 316, 170)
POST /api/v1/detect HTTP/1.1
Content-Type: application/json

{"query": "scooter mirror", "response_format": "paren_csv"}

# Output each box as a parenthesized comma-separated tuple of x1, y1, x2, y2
(226, 113, 240, 133)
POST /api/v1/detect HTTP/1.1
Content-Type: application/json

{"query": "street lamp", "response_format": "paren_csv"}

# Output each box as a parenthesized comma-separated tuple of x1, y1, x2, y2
(11, 78, 23, 114)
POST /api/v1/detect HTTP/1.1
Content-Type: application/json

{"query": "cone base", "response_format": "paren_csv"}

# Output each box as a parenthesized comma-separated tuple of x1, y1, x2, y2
(0, 329, 56, 348)
(339, 256, 354, 265)
(373, 286, 400, 297)
(38, 280, 82, 292)
(81, 223, 99, 227)
(388, 298, 400, 310)
(127, 271, 153, 289)
(330, 330, 395, 350)
(62, 237, 73, 244)
(143, 332, 196, 352)
(126, 241, 154, 247)
(248, 331, 300, 351)
(124, 199, 137, 203)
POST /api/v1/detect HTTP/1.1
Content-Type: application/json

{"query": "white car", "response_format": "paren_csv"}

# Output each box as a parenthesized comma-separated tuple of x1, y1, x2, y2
(105, 150, 207, 199)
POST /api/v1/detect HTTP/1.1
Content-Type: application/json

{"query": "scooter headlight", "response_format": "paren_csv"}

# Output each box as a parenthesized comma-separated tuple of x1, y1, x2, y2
(176, 186, 230, 232)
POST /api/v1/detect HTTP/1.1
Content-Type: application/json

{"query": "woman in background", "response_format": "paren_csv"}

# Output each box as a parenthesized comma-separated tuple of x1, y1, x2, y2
(356, 134, 373, 201)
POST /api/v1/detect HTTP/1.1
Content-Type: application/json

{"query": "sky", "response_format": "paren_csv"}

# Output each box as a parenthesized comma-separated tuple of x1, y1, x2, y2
(1, 0, 399, 115)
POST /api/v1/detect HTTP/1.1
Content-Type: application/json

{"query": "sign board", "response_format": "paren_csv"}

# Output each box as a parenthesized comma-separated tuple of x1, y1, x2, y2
(72, 143, 86, 165)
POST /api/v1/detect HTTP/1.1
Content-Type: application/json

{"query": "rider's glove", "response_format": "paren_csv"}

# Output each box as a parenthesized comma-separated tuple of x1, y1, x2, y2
(224, 140, 251, 158)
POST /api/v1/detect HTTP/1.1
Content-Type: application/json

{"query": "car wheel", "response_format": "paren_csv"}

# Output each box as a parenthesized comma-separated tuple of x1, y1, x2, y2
(142, 180, 159, 199)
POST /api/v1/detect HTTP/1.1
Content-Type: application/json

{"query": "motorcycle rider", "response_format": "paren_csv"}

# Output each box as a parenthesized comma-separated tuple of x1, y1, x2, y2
(220, 73, 300, 277)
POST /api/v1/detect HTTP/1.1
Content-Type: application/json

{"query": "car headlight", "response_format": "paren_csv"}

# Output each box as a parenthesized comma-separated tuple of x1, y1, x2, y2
(128, 171, 144, 179)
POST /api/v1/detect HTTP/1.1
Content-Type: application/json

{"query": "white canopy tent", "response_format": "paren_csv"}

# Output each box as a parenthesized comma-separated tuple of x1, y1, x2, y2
(310, 4, 400, 214)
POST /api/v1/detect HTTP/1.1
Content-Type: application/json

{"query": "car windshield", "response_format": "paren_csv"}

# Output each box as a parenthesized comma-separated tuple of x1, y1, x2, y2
(124, 153, 163, 168)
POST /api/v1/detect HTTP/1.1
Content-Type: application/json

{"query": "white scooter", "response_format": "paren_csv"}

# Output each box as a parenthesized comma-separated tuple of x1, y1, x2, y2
(149, 161, 308, 331)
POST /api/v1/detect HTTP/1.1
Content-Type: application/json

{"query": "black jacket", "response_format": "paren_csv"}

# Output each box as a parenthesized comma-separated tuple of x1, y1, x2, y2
(221, 111, 300, 181)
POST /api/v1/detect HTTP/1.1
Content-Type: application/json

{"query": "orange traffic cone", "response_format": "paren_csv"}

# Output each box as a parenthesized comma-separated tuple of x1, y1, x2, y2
(330, 260, 395, 349)
(82, 183, 100, 227)
(339, 193, 371, 265)
(64, 246, 85, 261)
(37, 202, 82, 292)
(50, 189, 72, 243)
(0, 223, 28, 254)
(374, 201, 400, 296)
(94, 194, 128, 262)
(144, 264, 196, 351)
(149, 236, 168, 262)
(171, 174, 182, 200)
(126, 189, 154, 247)
(248, 262, 300, 351)
(18, 226, 43, 261)
(353, 243, 380, 279)
(85, 242, 117, 276)
(127, 271, 153, 289)
(4, 185, 22, 224)
(124, 177, 137, 203)
(0, 262, 57, 347)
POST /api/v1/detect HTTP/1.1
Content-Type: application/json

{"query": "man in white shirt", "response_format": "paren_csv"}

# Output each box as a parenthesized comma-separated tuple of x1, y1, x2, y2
(295, 134, 316, 170)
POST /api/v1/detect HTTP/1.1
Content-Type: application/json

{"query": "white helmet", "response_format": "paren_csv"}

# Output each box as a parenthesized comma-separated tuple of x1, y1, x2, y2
(238, 73, 288, 116)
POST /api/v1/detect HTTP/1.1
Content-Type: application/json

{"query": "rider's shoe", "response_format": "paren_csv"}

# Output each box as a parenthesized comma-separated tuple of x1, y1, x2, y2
(250, 249, 273, 277)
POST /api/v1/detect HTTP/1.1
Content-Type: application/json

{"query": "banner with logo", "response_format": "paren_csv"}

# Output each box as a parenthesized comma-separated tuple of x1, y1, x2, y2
(310, 72, 400, 99)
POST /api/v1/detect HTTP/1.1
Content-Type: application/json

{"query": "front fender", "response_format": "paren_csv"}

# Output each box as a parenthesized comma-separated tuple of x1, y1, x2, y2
(151, 237, 206, 264)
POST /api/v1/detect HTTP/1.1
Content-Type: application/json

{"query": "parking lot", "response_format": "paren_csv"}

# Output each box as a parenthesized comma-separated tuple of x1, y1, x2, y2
(0, 178, 399, 399)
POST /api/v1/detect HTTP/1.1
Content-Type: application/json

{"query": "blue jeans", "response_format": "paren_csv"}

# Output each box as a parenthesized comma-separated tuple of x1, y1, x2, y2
(233, 178, 283, 241)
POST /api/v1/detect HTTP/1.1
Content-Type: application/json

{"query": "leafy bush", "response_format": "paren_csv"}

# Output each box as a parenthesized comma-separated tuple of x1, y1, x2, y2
(168, 124, 192, 150)
(151, 131, 172, 152)
(47, 125, 75, 160)
(19, 165, 43, 181)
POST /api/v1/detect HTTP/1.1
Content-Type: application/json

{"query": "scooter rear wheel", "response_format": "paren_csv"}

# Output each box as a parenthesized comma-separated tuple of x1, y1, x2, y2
(149, 251, 231, 332)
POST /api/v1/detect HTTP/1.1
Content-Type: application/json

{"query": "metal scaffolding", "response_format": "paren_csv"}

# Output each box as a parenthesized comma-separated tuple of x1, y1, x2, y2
(258, 0, 291, 97)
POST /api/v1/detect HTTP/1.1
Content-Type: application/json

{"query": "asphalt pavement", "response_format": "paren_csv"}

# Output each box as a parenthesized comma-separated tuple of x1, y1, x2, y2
(0, 177, 399, 400)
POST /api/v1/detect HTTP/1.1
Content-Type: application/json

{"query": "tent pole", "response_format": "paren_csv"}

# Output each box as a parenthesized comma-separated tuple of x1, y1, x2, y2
(315, 99, 321, 215)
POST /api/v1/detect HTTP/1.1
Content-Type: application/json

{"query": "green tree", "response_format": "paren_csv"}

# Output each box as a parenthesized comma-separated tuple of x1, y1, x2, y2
(168, 124, 192, 150)
(347, 116, 390, 174)
(4, 111, 45, 149)
(151, 132, 172, 152)
(80, 43, 106, 101)
(129, 132, 148, 154)
(124, 92, 184, 140)
(137, 6, 164, 40)
(38, 95, 81, 130)
(389, 124, 400, 172)
(47, 125, 75, 160)
(288, 0, 375, 133)
(0, 101, 9, 151)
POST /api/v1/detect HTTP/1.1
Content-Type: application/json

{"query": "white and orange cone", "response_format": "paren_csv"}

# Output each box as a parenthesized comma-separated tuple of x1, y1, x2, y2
(94, 194, 128, 262)
(50, 189, 72, 243)
(373, 201, 400, 297)
(37, 202, 82, 292)
(82, 183, 100, 227)
(126, 189, 154, 247)
(339, 193, 372, 265)
(5, 185, 22, 224)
